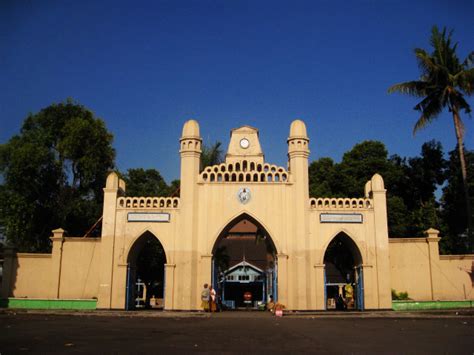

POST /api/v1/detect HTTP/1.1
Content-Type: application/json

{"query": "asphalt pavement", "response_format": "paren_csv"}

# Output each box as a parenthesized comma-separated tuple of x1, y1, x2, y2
(1, 309, 473, 354)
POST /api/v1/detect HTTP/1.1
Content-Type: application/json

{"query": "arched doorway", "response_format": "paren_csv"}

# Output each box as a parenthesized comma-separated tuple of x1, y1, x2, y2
(126, 231, 167, 310)
(212, 214, 277, 310)
(324, 233, 364, 311)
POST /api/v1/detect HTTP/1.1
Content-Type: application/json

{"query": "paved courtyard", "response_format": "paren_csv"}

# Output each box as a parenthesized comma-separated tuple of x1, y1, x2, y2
(1, 310, 473, 354)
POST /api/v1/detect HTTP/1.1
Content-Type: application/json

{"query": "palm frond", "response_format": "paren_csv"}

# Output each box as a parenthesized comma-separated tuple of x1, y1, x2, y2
(454, 95, 472, 116)
(414, 48, 439, 75)
(413, 94, 443, 134)
(388, 81, 427, 97)
(462, 51, 474, 68)
(458, 68, 474, 95)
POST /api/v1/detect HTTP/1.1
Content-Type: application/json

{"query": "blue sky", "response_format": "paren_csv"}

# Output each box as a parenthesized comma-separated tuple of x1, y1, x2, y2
(1, 0, 473, 183)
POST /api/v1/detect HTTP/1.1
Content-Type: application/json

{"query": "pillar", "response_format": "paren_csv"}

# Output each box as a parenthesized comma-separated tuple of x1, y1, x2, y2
(176, 120, 202, 309)
(425, 228, 442, 300)
(97, 172, 120, 309)
(50, 228, 65, 298)
(314, 264, 326, 310)
(277, 253, 289, 305)
(371, 173, 392, 309)
(164, 263, 176, 310)
(287, 120, 310, 309)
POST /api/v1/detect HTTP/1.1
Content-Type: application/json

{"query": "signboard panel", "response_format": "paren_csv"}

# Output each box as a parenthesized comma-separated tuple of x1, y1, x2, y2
(127, 212, 170, 223)
(320, 213, 363, 224)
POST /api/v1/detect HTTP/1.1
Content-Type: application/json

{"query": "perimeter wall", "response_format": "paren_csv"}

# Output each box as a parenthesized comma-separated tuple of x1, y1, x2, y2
(389, 229, 473, 301)
(1, 229, 100, 300)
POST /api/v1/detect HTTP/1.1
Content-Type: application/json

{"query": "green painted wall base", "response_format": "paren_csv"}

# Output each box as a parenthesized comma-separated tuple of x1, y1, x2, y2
(393, 300, 474, 311)
(0, 298, 97, 310)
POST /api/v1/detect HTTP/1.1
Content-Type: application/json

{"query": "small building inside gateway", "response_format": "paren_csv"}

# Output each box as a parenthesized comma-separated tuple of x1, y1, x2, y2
(1, 120, 473, 311)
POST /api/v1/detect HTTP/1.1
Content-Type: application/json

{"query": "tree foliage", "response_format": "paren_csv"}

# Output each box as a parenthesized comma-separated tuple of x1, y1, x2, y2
(123, 168, 170, 197)
(200, 141, 224, 171)
(440, 147, 474, 253)
(389, 25, 474, 249)
(0, 100, 115, 251)
(308, 140, 449, 244)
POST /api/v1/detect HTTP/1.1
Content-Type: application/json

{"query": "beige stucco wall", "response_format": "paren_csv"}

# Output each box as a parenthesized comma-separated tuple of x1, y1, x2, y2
(389, 236, 473, 301)
(59, 238, 101, 299)
(1, 234, 101, 300)
(438, 256, 473, 300)
(7, 254, 53, 298)
(389, 238, 435, 300)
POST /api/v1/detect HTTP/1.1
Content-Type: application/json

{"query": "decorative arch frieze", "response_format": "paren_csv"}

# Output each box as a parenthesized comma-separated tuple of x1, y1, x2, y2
(309, 197, 372, 210)
(199, 160, 290, 184)
(117, 197, 180, 209)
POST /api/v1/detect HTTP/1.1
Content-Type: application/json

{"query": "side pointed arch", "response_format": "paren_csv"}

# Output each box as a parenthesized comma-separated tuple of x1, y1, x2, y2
(320, 230, 363, 266)
(125, 230, 168, 311)
(125, 229, 169, 264)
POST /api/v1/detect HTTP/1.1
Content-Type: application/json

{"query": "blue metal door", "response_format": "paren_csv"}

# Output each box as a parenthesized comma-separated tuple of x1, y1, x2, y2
(355, 266, 364, 311)
(125, 264, 133, 310)
(324, 268, 327, 310)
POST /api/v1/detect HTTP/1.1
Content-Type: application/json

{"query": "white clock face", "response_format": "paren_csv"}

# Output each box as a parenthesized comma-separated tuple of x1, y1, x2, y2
(240, 138, 250, 149)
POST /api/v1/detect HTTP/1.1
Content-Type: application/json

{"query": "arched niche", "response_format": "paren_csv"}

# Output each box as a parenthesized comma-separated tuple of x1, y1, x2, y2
(125, 231, 167, 311)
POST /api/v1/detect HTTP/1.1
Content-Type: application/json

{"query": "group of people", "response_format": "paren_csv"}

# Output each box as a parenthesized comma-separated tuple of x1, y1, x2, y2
(335, 283, 354, 310)
(201, 283, 218, 312)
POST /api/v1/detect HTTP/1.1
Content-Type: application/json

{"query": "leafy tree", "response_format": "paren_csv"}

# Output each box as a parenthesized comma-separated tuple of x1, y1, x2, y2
(440, 147, 474, 254)
(213, 246, 230, 274)
(403, 141, 446, 210)
(387, 196, 409, 237)
(123, 168, 170, 197)
(388, 26, 474, 248)
(168, 179, 181, 197)
(308, 140, 447, 239)
(309, 158, 337, 197)
(200, 141, 224, 171)
(337, 141, 395, 197)
(0, 100, 115, 251)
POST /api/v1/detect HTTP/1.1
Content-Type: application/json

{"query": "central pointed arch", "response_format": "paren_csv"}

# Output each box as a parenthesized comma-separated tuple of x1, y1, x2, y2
(211, 213, 279, 310)
(211, 212, 279, 255)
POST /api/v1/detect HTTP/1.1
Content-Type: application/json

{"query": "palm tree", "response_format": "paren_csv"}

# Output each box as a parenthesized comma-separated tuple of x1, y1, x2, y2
(200, 141, 224, 171)
(388, 26, 474, 249)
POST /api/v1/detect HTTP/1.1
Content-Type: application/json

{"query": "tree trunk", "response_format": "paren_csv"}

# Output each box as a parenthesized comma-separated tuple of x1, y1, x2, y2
(452, 108, 473, 252)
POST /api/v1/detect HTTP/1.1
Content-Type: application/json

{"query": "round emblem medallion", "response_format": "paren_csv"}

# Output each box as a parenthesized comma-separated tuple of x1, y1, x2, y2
(237, 187, 251, 204)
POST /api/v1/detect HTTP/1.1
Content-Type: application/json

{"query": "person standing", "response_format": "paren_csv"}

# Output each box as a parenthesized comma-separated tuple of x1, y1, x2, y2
(201, 284, 210, 312)
(209, 286, 217, 312)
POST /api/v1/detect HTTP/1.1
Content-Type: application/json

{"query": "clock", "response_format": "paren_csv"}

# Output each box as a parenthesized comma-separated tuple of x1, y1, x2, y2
(240, 138, 250, 149)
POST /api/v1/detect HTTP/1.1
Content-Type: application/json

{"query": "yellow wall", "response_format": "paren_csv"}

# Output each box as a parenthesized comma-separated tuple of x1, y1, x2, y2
(59, 238, 101, 299)
(2, 236, 101, 300)
(389, 236, 473, 301)
(389, 239, 434, 300)
(437, 256, 473, 300)
(9, 254, 53, 298)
